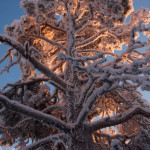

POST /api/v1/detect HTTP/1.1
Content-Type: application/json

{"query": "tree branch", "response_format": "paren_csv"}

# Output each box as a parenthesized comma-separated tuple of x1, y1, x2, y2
(75, 82, 111, 126)
(76, 77, 94, 107)
(28, 34, 67, 52)
(0, 48, 13, 64)
(0, 34, 68, 91)
(76, 28, 107, 48)
(91, 105, 150, 131)
(93, 131, 138, 141)
(20, 133, 65, 150)
(0, 94, 70, 133)
(42, 104, 66, 114)
(2, 77, 49, 91)
(45, 21, 66, 33)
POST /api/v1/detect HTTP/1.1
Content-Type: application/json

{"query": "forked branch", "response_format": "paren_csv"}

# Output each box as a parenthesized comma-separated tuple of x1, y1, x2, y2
(0, 34, 68, 91)
(91, 105, 150, 131)
(0, 94, 70, 133)
(21, 133, 66, 150)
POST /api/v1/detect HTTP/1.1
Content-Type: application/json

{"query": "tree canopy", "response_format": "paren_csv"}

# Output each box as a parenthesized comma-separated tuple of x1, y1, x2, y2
(0, 0, 150, 149)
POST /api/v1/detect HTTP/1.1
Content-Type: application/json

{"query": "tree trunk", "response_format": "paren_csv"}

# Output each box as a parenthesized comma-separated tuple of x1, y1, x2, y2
(70, 127, 94, 150)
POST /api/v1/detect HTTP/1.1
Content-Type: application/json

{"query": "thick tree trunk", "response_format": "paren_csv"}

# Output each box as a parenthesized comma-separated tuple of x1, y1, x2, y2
(70, 127, 94, 150)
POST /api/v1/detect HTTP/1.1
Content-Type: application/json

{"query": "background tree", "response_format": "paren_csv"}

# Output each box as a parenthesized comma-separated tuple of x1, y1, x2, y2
(0, 0, 150, 149)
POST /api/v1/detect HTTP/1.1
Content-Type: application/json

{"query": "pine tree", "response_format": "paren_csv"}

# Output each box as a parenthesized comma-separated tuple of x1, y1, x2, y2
(0, 0, 150, 149)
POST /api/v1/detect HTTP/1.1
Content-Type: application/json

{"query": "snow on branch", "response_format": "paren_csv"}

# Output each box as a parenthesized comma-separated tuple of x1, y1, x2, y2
(21, 133, 66, 150)
(0, 48, 13, 64)
(0, 94, 71, 133)
(0, 117, 32, 130)
(76, 28, 108, 49)
(45, 21, 66, 33)
(93, 131, 138, 142)
(27, 34, 67, 52)
(42, 104, 66, 114)
(0, 51, 21, 75)
(75, 22, 150, 125)
(91, 105, 150, 131)
(1, 77, 49, 91)
(114, 91, 132, 106)
(76, 78, 95, 107)
(0, 34, 68, 90)
(76, 82, 111, 126)
(58, 51, 106, 76)
(58, 51, 104, 62)
(77, 49, 120, 58)
(0, 107, 6, 114)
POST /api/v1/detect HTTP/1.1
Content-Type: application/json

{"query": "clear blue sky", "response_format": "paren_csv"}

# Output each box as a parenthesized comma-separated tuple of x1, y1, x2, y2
(0, 0, 150, 149)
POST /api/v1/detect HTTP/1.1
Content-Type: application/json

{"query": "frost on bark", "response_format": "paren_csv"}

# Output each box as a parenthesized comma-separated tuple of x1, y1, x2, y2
(0, 0, 150, 149)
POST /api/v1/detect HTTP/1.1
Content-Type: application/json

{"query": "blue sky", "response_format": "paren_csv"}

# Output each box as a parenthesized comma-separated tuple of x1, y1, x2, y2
(0, 0, 25, 95)
(0, 0, 150, 149)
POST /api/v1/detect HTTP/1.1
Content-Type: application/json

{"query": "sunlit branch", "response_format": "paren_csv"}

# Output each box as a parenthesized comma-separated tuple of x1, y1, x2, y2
(114, 91, 132, 106)
(0, 94, 71, 133)
(58, 51, 104, 62)
(94, 131, 138, 141)
(0, 34, 68, 90)
(76, 82, 111, 126)
(76, 77, 95, 107)
(77, 49, 120, 57)
(104, 42, 148, 67)
(51, 61, 64, 72)
(76, 28, 108, 49)
(75, 20, 90, 32)
(104, 24, 150, 67)
(91, 105, 150, 131)
(45, 21, 66, 33)
(27, 34, 67, 52)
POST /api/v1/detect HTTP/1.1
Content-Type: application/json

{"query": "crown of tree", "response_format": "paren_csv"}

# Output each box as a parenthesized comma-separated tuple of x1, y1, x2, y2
(0, 0, 150, 149)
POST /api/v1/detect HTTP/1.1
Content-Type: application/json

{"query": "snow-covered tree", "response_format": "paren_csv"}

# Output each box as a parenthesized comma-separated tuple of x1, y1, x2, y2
(0, 0, 150, 149)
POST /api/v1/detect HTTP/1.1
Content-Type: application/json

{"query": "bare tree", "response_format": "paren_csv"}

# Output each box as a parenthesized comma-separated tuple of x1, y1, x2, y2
(0, 0, 150, 149)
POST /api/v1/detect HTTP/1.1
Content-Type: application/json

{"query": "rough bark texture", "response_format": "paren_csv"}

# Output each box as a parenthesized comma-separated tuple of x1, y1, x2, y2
(71, 127, 94, 150)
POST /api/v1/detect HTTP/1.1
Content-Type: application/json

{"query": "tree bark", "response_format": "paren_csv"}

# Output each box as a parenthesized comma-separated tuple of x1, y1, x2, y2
(70, 126, 94, 150)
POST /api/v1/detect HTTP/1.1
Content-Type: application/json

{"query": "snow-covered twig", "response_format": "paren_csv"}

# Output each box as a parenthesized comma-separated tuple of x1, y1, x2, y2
(76, 78, 95, 107)
(0, 53, 21, 75)
(42, 104, 66, 114)
(0, 34, 68, 90)
(45, 21, 66, 33)
(28, 34, 67, 52)
(0, 107, 6, 114)
(58, 51, 104, 62)
(76, 82, 111, 126)
(20, 133, 66, 150)
(0, 48, 13, 64)
(94, 131, 138, 141)
(1, 77, 49, 91)
(114, 91, 132, 106)
(91, 105, 150, 131)
(76, 28, 108, 48)
(48, 80, 66, 93)
(77, 49, 120, 57)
